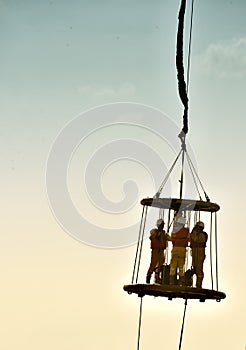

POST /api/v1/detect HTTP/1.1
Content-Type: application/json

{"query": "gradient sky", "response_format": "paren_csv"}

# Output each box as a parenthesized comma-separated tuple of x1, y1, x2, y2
(1, 1, 246, 349)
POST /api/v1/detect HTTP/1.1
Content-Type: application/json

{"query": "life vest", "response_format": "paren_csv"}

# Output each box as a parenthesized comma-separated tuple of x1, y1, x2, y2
(171, 227, 189, 247)
(190, 227, 208, 248)
(150, 229, 167, 249)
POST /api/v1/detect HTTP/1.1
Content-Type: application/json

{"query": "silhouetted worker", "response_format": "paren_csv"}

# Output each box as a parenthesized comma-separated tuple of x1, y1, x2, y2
(190, 221, 208, 288)
(169, 216, 189, 286)
(146, 219, 168, 284)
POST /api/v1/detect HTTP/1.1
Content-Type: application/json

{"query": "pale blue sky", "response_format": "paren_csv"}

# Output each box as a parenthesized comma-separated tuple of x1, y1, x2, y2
(1, 1, 246, 349)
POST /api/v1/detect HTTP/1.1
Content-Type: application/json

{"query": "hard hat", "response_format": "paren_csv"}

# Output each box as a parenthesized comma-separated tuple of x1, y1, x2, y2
(195, 221, 204, 229)
(156, 218, 164, 226)
(176, 216, 186, 225)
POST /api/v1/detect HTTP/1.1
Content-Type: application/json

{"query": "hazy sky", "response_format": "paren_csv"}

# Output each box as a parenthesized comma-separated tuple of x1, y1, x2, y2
(1, 1, 246, 349)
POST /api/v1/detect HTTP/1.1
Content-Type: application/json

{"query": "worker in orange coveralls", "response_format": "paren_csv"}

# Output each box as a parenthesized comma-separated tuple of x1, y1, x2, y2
(190, 221, 208, 288)
(169, 216, 189, 286)
(146, 219, 168, 284)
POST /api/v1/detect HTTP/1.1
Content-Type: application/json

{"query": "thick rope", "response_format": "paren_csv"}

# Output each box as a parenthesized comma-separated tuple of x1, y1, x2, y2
(178, 299, 188, 350)
(176, 0, 189, 136)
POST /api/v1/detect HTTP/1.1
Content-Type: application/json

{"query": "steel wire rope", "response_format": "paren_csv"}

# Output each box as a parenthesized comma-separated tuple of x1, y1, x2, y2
(186, 152, 210, 201)
(178, 299, 188, 350)
(165, 209, 172, 263)
(179, 149, 186, 199)
(137, 297, 143, 350)
(155, 149, 182, 198)
(135, 206, 148, 283)
(185, 211, 191, 271)
(185, 151, 203, 200)
(132, 206, 148, 284)
(186, 0, 195, 94)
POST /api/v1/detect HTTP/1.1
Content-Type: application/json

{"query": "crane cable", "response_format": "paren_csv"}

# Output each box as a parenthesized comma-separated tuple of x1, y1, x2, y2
(135, 2, 195, 350)
(176, 2, 194, 349)
(156, 0, 199, 201)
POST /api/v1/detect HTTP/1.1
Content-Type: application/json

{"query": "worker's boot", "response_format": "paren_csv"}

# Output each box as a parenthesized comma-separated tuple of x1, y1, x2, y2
(169, 275, 175, 285)
(146, 275, 151, 284)
(179, 276, 185, 286)
(154, 273, 160, 284)
(196, 277, 203, 288)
